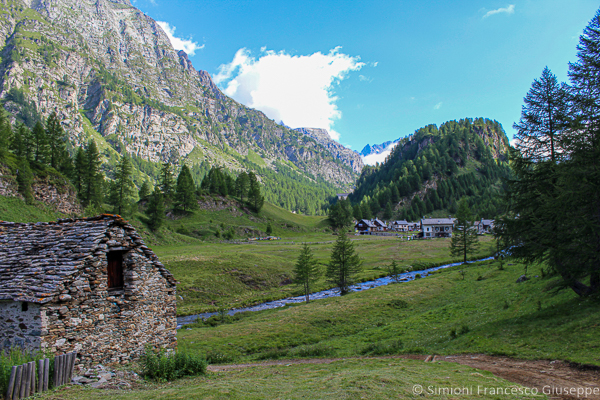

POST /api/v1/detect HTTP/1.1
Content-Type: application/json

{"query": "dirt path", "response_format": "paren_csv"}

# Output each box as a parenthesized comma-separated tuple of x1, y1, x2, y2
(208, 354, 600, 399)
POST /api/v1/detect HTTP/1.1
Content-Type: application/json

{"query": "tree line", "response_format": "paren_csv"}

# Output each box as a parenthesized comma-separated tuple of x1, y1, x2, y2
(498, 8, 600, 297)
(0, 110, 265, 231)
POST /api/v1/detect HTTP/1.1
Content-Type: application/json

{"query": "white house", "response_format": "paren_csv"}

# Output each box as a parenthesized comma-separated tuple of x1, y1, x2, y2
(420, 218, 454, 238)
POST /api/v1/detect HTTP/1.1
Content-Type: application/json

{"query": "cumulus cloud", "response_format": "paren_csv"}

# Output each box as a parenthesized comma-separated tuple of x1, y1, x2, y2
(157, 21, 204, 56)
(214, 47, 364, 142)
(434, 102, 443, 110)
(483, 4, 515, 19)
(362, 142, 399, 166)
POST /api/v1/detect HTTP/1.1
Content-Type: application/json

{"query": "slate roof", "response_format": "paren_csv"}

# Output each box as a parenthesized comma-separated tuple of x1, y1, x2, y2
(356, 219, 375, 227)
(421, 218, 455, 225)
(0, 215, 175, 304)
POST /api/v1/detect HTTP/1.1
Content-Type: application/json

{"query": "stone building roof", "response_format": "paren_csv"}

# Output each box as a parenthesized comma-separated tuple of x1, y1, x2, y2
(0, 215, 175, 304)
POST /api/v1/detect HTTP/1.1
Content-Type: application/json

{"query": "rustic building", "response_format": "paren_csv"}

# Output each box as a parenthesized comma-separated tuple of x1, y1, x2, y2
(0, 215, 177, 366)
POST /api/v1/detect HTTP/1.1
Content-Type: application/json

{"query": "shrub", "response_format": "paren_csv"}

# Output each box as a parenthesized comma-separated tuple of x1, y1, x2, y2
(360, 339, 403, 355)
(140, 348, 207, 382)
(388, 299, 409, 309)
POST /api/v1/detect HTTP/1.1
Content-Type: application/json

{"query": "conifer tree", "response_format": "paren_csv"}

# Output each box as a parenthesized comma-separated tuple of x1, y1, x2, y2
(32, 121, 48, 164)
(83, 139, 103, 208)
(138, 181, 151, 202)
(73, 147, 86, 199)
(247, 171, 264, 212)
(16, 158, 34, 204)
(160, 162, 175, 204)
(326, 230, 362, 295)
(293, 244, 321, 303)
(235, 171, 250, 202)
(108, 155, 136, 216)
(0, 111, 12, 151)
(175, 164, 197, 212)
(383, 201, 393, 220)
(146, 186, 166, 231)
(45, 112, 68, 170)
(450, 198, 479, 264)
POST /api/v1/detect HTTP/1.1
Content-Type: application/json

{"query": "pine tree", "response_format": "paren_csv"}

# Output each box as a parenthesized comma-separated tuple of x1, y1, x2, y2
(450, 198, 479, 264)
(383, 201, 393, 220)
(247, 171, 264, 212)
(108, 155, 136, 216)
(16, 158, 34, 204)
(45, 112, 68, 170)
(0, 111, 12, 151)
(326, 230, 362, 295)
(83, 140, 103, 208)
(146, 186, 166, 231)
(138, 181, 151, 202)
(235, 171, 250, 203)
(32, 121, 48, 164)
(328, 199, 353, 229)
(293, 244, 321, 303)
(175, 164, 197, 212)
(160, 162, 175, 204)
(73, 147, 86, 200)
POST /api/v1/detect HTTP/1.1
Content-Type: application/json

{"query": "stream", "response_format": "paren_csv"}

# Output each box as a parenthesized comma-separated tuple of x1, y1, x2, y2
(177, 256, 495, 329)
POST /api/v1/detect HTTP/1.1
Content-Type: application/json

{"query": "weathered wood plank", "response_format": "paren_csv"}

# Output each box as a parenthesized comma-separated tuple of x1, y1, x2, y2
(19, 363, 28, 399)
(29, 362, 35, 395)
(37, 360, 43, 393)
(11, 364, 22, 400)
(5, 365, 17, 400)
(42, 358, 49, 392)
(53, 355, 59, 388)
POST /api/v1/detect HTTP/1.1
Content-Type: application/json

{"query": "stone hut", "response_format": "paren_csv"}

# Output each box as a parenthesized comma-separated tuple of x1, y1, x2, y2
(0, 215, 177, 366)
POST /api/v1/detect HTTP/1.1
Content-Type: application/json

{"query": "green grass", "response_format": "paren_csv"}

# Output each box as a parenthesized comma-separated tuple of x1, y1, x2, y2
(0, 194, 62, 222)
(40, 357, 542, 399)
(156, 235, 495, 315)
(177, 259, 600, 367)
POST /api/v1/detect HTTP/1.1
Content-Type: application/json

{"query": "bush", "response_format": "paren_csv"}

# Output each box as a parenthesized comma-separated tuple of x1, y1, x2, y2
(140, 348, 207, 382)
(360, 339, 403, 355)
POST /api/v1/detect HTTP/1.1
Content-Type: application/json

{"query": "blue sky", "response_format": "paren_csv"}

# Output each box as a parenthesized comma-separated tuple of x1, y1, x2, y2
(133, 0, 598, 163)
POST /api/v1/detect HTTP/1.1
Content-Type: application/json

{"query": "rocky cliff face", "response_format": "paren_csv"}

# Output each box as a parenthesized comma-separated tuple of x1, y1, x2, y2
(0, 0, 359, 188)
(293, 127, 363, 173)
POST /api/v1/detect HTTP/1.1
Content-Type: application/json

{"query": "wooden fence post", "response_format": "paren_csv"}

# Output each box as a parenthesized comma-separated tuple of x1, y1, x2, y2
(11, 364, 21, 400)
(5, 366, 17, 400)
(53, 355, 59, 388)
(42, 358, 49, 392)
(37, 360, 43, 393)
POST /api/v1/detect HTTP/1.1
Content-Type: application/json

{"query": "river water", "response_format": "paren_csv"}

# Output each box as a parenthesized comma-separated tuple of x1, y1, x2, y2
(177, 256, 494, 328)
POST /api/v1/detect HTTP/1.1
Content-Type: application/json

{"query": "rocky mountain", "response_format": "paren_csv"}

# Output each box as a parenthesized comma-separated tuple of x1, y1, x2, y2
(360, 139, 399, 157)
(293, 127, 363, 173)
(0, 0, 359, 197)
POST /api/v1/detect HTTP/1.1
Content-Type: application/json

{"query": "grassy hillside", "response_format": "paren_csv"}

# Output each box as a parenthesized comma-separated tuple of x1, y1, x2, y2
(178, 259, 600, 366)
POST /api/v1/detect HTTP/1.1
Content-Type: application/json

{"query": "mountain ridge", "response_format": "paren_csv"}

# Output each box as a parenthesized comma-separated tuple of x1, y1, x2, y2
(0, 0, 360, 205)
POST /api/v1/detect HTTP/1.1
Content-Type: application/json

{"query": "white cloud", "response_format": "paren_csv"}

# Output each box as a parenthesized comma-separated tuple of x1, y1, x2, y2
(157, 21, 204, 56)
(483, 4, 515, 19)
(359, 75, 373, 82)
(434, 102, 443, 110)
(214, 47, 364, 142)
(362, 142, 399, 166)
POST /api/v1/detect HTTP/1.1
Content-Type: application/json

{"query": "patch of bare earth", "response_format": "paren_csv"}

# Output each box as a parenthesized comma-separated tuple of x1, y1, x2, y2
(208, 354, 600, 399)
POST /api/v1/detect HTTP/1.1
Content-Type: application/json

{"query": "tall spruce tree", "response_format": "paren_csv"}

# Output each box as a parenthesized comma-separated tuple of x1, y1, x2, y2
(326, 230, 362, 295)
(247, 171, 264, 212)
(160, 162, 175, 204)
(83, 139, 103, 208)
(16, 158, 34, 204)
(175, 164, 197, 212)
(45, 112, 68, 170)
(146, 186, 166, 231)
(32, 121, 48, 164)
(108, 155, 136, 216)
(0, 111, 12, 151)
(293, 244, 321, 303)
(235, 171, 250, 203)
(450, 198, 479, 264)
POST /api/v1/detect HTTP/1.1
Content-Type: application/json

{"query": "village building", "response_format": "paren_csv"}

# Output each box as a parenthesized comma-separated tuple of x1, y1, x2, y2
(478, 219, 495, 234)
(420, 218, 454, 238)
(388, 220, 409, 232)
(371, 218, 388, 232)
(0, 215, 177, 367)
(355, 219, 376, 234)
(407, 222, 420, 231)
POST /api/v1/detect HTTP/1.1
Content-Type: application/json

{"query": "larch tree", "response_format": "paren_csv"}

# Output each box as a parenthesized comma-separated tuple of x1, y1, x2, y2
(450, 198, 479, 264)
(175, 164, 197, 212)
(293, 244, 321, 303)
(326, 230, 362, 295)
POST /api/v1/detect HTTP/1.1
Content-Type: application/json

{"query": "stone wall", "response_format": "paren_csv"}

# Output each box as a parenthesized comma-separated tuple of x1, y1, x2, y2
(0, 300, 42, 351)
(37, 225, 177, 366)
